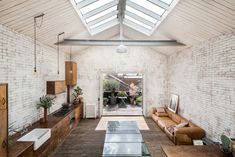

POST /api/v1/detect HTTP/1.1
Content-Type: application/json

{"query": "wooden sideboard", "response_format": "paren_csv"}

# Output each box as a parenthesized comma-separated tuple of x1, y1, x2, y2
(9, 103, 83, 157)
(0, 84, 8, 157)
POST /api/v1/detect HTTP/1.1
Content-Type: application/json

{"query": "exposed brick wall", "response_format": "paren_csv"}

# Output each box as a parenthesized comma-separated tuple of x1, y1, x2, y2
(168, 33, 235, 141)
(0, 24, 69, 132)
(72, 46, 168, 116)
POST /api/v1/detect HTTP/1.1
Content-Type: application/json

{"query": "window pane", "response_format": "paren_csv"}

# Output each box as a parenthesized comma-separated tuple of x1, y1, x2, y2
(126, 6, 157, 23)
(89, 15, 117, 29)
(80, 0, 113, 14)
(125, 15, 152, 30)
(130, 0, 165, 16)
(161, 0, 173, 5)
(74, 0, 83, 3)
(86, 6, 117, 23)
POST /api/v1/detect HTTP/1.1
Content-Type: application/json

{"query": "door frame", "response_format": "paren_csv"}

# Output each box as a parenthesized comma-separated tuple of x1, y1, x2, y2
(99, 71, 146, 117)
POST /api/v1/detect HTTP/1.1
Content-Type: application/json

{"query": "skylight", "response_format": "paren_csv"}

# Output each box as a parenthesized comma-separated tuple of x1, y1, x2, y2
(71, 0, 179, 36)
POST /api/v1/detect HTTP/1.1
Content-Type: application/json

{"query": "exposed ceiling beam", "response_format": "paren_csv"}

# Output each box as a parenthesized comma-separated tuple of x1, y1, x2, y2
(55, 39, 185, 46)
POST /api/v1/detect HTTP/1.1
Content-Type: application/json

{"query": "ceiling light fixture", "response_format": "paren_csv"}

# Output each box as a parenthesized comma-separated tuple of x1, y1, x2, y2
(116, 0, 127, 53)
(33, 13, 45, 72)
(57, 32, 65, 74)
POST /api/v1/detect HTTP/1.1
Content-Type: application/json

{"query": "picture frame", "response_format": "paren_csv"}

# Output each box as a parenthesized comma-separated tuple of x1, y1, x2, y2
(168, 94, 179, 113)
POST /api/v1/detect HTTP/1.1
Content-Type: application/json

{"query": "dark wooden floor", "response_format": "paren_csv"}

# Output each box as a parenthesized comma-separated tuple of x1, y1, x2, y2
(52, 117, 173, 157)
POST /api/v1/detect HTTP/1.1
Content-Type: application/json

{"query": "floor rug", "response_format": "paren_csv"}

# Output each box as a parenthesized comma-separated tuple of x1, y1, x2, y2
(95, 116, 149, 130)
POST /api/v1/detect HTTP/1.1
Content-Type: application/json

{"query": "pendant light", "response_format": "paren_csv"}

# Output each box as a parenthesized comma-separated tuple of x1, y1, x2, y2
(57, 32, 65, 74)
(33, 13, 44, 72)
(116, 0, 127, 53)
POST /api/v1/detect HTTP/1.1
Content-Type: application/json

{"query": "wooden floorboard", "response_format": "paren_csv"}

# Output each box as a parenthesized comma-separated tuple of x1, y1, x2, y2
(52, 117, 173, 157)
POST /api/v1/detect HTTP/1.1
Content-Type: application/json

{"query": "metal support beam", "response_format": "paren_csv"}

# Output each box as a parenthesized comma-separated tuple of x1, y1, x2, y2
(55, 39, 184, 46)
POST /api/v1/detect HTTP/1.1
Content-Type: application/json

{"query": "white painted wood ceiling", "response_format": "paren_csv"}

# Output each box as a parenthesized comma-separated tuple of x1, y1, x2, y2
(0, 0, 234, 55)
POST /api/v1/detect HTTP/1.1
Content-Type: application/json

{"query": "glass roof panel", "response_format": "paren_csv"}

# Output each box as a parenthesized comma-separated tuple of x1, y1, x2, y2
(89, 15, 117, 30)
(126, 6, 157, 23)
(86, 6, 117, 23)
(130, 0, 165, 16)
(80, 0, 113, 14)
(74, 0, 83, 4)
(125, 15, 152, 30)
(160, 0, 173, 5)
(71, 0, 178, 35)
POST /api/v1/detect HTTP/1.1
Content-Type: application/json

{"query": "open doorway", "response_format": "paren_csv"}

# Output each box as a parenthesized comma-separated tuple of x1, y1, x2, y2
(102, 73, 143, 116)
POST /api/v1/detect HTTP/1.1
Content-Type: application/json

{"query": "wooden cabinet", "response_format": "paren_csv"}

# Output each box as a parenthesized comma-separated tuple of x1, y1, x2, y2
(74, 105, 83, 127)
(65, 61, 77, 86)
(47, 81, 66, 95)
(10, 104, 83, 157)
(0, 84, 8, 157)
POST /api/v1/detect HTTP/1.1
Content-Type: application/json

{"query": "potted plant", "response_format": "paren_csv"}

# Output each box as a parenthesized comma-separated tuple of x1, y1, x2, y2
(136, 96, 142, 106)
(103, 79, 120, 92)
(221, 134, 233, 157)
(37, 95, 55, 123)
(72, 86, 83, 105)
(117, 91, 128, 98)
(103, 97, 109, 106)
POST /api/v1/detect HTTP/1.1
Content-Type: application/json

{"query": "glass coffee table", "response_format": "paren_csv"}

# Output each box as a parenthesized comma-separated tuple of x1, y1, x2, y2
(102, 121, 151, 157)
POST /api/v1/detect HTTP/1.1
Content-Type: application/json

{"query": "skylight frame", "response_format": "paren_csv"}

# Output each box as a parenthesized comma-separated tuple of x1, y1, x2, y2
(70, 0, 180, 36)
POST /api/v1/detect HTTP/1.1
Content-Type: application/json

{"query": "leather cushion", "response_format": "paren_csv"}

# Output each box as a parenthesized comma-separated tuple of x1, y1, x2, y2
(155, 112, 168, 117)
(152, 114, 170, 122)
(158, 119, 177, 130)
(156, 107, 165, 113)
(175, 122, 189, 129)
(171, 113, 182, 124)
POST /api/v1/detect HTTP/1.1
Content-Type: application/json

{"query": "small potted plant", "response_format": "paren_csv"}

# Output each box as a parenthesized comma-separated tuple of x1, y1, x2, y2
(103, 97, 109, 106)
(136, 96, 142, 106)
(117, 91, 128, 98)
(72, 86, 83, 105)
(221, 134, 233, 157)
(37, 95, 55, 123)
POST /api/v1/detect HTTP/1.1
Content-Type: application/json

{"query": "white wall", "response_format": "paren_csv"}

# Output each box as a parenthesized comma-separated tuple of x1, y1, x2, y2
(168, 33, 235, 141)
(0, 24, 69, 132)
(72, 46, 168, 116)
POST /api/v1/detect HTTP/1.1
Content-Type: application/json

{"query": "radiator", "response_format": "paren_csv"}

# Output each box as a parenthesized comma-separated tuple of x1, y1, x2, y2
(85, 104, 97, 118)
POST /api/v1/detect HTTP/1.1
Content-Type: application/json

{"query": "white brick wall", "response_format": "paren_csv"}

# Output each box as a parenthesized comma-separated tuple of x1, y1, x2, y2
(168, 33, 235, 141)
(72, 46, 168, 116)
(0, 24, 69, 132)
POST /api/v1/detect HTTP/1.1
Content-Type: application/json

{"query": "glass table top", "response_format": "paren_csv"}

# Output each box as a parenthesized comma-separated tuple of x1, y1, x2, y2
(103, 121, 151, 157)
(105, 133, 144, 143)
(107, 121, 138, 127)
(107, 121, 140, 134)
(102, 143, 151, 157)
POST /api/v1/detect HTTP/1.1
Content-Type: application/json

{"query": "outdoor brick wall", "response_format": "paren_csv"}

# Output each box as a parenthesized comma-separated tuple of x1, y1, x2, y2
(168, 33, 235, 141)
(72, 46, 168, 116)
(0, 24, 69, 133)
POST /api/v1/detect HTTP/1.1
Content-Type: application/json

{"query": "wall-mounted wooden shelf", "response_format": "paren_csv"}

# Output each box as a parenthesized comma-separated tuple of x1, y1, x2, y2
(47, 81, 66, 95)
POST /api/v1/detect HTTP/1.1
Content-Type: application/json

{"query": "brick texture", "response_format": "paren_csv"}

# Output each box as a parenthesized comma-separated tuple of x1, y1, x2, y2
(72, 46, 168, 116)
(168, 33, 235, 141)
(0, 24, 69, 133)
